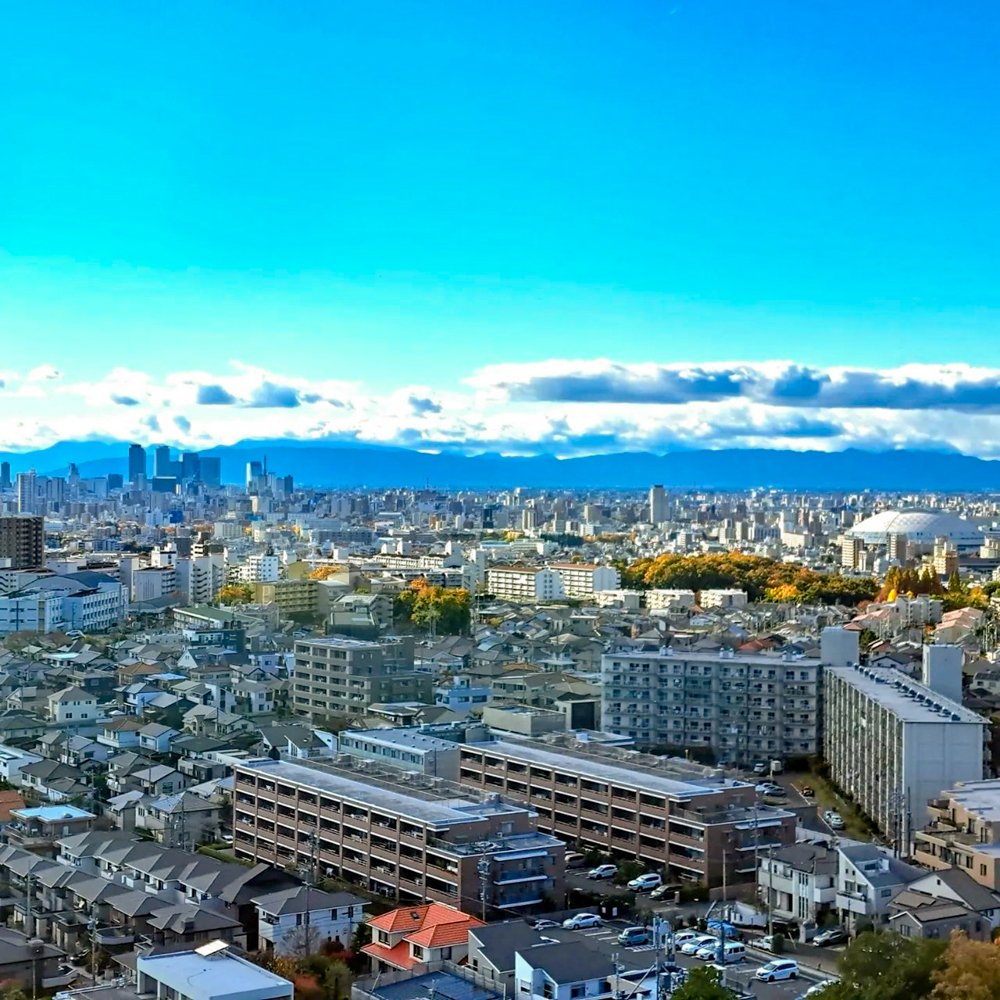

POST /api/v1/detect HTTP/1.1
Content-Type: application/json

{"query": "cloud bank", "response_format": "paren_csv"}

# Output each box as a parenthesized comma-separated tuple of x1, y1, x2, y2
(0, 358, 998, 460)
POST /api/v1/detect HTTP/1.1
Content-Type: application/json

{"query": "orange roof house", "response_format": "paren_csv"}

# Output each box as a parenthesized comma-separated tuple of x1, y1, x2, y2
(363, 903, 485, 972)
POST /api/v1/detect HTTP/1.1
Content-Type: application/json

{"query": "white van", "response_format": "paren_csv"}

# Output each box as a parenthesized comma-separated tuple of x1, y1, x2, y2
(721, 942, 746, 964)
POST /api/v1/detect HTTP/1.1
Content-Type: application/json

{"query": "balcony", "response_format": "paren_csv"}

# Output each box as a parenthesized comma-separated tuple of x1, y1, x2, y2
(95, 927, 135, 946)
(494, 869, 547, 885)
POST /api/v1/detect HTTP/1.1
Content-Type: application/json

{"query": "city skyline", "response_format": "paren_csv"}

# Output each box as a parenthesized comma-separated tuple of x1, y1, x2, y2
(2, 2, 998, 459)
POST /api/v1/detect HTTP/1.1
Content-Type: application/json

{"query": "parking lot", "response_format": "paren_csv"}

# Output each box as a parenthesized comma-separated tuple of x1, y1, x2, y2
(532, 916, 832, 999)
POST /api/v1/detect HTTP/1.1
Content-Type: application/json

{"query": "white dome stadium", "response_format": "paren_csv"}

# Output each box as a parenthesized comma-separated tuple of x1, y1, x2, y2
(847, 508, 983, 548)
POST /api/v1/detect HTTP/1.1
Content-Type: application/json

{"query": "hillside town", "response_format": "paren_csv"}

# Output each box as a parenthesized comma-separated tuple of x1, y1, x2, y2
(0, 450, 994, 999)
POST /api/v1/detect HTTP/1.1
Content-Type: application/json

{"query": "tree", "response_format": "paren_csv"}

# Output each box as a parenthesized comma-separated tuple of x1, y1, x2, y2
(322, 960, 354, 1000)
(217, 583, 253, 605)
(931, 932, 1000, 1000)
(823, 931, 946, 1000)
(670, 967, 733, 1000)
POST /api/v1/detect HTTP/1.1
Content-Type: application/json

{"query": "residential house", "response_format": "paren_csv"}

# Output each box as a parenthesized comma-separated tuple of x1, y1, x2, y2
(46, 686, 98, 724)
(252, 886, 366, 955)
(18, 759, 90, 803)
(836, 842, 923, 928)
(96, 716, 144, 750)
(139, 723, 180, 754)
(514, 941, 650, 1000)
(363, 903, 485, 973)
(136, 946, 293, 1000)
(466, 922, 551, 994)
(758, 842, 838, 925)
(135, 791, 221, 849)
(888, 890, 991, 941)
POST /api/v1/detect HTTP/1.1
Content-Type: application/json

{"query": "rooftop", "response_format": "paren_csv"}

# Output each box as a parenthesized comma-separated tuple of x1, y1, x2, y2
(827, 665, 985, 725)
(137, 946, 292, 1000)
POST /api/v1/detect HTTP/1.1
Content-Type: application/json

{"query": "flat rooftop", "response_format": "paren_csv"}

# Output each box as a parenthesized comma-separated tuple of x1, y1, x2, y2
(342, 729, 457, 754)
(604, 645, 819, 667)
(827, 666, 984, 725)
(296, 636, 380, 649)
(466, 739, 733, 800)
(137, 948, 292, 1000)
(13, 805, 93, 821)
(940, 779, 1000, 821)
(240, 757, 528, 829)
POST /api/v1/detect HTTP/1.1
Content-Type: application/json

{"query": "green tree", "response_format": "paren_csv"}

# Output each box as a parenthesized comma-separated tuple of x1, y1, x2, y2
(823, 931, 946, 1000)
(671, 966, 733, 1000)
(322, 960, 354, 1000)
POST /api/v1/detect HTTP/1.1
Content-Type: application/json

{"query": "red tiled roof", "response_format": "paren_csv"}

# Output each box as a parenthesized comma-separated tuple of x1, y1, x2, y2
(367, 902, 484, 944)
(362, 941, 420, 970)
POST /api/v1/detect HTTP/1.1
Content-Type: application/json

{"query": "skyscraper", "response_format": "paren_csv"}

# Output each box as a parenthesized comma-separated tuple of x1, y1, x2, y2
(0, 462, 10, 490)
(649, 484, 666, 524)
(246, 461, 263, 490)
(153, 445, 172, 478)
(181, 452, 200, 481)
(15, 470, 38, 515)
(199, 456, 221, 487)
(128, 444, 147, 484)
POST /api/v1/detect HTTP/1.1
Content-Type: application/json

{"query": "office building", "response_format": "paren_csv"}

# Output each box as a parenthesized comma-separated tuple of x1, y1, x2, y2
(0, 515, 44, 569)
(0, 462, 9, 490)
(181, 452, 201, 481)
(292, 636, 432, 718)
(127, 443, 147, 484)
(15, 471, 37, 515)
(233, 756, 565, 913)
(649, 484, 666, 524)
(600, 627, 859, 760)
(199, 456, 222, 487)
(457, 734, 795, 884)
(824, 663, 987, 849)
(246, 461, 263, 490)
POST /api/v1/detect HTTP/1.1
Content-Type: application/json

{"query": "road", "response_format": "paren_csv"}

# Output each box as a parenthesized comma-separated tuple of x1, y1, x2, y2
(539, 917, 834, 1000)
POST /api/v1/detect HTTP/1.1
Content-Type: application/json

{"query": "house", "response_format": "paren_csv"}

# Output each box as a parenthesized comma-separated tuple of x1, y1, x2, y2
(0, 744, 43, 786)
(136, 945, 293, 1000)
(139, 723, 180, 754)
(888, 890, 991, 941)
(135, 791, 221, 849)
(252, 886, 366, 956)
(467, 922, 551, 994)
(836, 842, 923, 928)
(758, 842, 838, 925)
(363, 903, 485, 973)
(5, 805, 95, 855)
(131, 764, 186, 796)
(46, 686, 98, 724)
(59, 735, 110, 769)
(18, 759, 90, 802)
(514, 941, 650, 1000)
(97, 716, 145, 750)
(905, 867, 1000, 928)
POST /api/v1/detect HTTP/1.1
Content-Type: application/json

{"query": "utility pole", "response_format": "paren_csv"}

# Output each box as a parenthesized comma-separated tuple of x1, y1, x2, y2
(767, 843, 775, 938)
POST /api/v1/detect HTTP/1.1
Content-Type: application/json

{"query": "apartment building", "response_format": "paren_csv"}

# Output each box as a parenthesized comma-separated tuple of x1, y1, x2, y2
(487, 566, 563, 603)
(0, 515, 44, 570)
(549, 563, 620, 599)
(600, 632, 852, 760)
(456, 735, 795, 884)
(292, 637, 432, 718)
(824, 664, 986, 850)
(913, 780, 1000, 890)
(252, 579, 321, 617)
(645, 590, 696, 611)
(232, 756, 565, 914)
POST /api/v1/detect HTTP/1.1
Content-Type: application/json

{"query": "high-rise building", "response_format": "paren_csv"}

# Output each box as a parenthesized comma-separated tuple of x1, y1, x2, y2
(181, 452, 200, 481)
(0, 514, 44, 569)
(127, 443, 147, 484)
(15, 471, 38, 515)
(649, 484, 666, 524)
(198, 456, 221, 487)
(0, 462, 10, 490)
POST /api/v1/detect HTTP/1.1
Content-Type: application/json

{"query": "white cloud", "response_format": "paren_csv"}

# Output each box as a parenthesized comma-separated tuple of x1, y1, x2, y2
(1, 358, 1000, 459)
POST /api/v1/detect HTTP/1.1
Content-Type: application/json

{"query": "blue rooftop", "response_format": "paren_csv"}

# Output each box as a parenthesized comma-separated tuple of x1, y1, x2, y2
(368, 972, 501, 1000)
(12, 805, 94, 821)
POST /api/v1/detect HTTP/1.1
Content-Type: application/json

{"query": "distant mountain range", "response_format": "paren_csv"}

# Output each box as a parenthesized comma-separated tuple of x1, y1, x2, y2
(1, 440, 1000, 491)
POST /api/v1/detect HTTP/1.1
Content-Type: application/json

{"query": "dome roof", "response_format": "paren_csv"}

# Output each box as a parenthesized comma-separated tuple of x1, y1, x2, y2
(847, 508, 983, 546)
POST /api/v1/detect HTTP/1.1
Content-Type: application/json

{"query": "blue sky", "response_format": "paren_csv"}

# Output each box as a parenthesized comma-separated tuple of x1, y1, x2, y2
(1, 1, 998, 455)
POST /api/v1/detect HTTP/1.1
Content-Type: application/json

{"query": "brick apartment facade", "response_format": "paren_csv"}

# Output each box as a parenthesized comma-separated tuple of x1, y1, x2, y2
(233, 757, 565, 915)
(457, 738, 795, 885)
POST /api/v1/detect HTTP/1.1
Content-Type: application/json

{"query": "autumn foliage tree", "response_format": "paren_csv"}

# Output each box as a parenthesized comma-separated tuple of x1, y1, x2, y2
(217, 583, 253, 605)
(931, 932, 1000, 1000)
(395, 580, 471, 635)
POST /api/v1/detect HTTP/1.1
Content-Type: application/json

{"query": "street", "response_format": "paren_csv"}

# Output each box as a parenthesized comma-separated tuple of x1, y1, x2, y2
(536, 917, 834, 1000)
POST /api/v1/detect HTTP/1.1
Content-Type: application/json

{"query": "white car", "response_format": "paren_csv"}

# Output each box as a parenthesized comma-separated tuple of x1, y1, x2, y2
(824, 810, 845, 830)
(587, 864, 617, 880)
(563, 913, 602, 930)
(681, 934, 717, 955)
(755, 960, 799, 983)
(801, 982, 835, 998)
(695, 940, 723, 960)
(627, 873, 663, 891)
(672, 929, 700, 947)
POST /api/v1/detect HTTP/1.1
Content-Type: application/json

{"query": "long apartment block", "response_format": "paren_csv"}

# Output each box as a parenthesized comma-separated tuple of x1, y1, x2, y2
(233, 756, 565, 915)
(600, 626, 860, 760)
(457, 735, 795, 885)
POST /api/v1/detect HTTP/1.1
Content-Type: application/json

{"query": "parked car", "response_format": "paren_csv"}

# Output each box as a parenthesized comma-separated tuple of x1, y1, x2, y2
(649, 883, 673, 900)
(756, 782, 784, 797)
(802, 982, 835, 997)
(824, 810, 845, 830)
(565, 852, 587, 869)
(800, 785, 815, 798)
(533, 919, 561, 930)
(588, 863, 617, 880)
(672, 929, 700, 947)
(627, 873, 663, 891)
(618, 926, 651, 947)
(563, 913, 602, 930)
(757, 934, 777, 952)
(753, 762, 768, 775)
(755, 960, 799, 983)
(694, 940, 723, 960)
(681, 935, 718, 956)
(813, 927, 847, 947)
